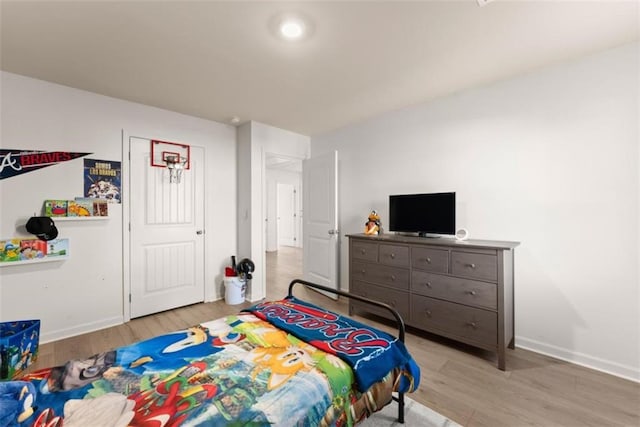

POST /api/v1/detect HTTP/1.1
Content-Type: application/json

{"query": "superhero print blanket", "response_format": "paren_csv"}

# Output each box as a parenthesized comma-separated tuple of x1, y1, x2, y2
(1, 300, 420, 427)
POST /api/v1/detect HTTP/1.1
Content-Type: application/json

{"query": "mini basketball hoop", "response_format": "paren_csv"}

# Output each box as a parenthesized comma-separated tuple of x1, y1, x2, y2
(150, 140, 191, 183)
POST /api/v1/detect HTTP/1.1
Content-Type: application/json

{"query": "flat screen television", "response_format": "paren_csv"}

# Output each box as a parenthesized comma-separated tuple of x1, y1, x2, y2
(389, 192, 456, 236)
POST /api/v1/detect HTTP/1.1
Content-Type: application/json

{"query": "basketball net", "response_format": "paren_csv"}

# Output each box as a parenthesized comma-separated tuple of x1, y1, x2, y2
(164, 155, 188, 183)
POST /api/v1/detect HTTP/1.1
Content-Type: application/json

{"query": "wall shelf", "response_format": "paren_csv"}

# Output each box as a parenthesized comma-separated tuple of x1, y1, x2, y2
(48, 216, 108, 221)
(0, 256, 68, 267)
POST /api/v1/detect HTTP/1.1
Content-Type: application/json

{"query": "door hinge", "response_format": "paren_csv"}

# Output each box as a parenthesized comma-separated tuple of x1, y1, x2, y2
(129, 294, 131, 303)
(128, 151, 131, 160)
(128, 222, 131, 231)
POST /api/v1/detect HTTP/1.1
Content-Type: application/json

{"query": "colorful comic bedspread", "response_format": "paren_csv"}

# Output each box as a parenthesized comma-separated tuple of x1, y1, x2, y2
(1, 301, 420, 427)
(244, 297, 420, 393)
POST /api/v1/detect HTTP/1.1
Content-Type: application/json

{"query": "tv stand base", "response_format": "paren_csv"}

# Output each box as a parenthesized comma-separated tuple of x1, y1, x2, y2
(418, 232, 441, 238)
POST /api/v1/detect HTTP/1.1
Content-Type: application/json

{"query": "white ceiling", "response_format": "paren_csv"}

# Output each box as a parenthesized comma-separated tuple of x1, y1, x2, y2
(1, 1, 638, 136)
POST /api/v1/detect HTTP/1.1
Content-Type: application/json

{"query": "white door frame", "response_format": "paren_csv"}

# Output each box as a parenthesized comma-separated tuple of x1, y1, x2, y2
(265, 165, 303, 252)
(122, 129, 132, 321)
(121, 130, 208, 321)
(259, 152, 305, 298)
(277, 182, 296, 247)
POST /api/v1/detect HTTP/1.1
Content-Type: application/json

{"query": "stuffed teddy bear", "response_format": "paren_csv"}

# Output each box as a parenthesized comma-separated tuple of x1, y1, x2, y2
(364, 210, 381, 235)
(0, 380, 36, 427)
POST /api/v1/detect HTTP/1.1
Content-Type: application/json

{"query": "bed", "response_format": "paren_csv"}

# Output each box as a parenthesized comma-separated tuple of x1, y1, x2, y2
(0, 279, 420, 427)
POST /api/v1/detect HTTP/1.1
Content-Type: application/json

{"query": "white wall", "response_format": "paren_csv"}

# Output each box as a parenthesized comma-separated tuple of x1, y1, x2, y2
(236, 122, 262, 301)
(236, 121, 309, 301)
(0, 72, 237, 342)
(311, 43, 639, 381)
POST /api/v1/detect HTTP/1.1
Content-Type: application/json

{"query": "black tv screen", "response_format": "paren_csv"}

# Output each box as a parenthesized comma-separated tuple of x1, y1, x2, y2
(389, 192, 456, 236)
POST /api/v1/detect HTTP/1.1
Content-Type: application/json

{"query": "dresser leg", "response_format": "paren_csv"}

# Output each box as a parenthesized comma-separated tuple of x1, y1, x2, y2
(498, 349, 506, 370)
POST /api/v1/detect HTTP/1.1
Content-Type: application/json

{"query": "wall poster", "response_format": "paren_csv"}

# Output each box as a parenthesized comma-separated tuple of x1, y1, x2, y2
(83, 159, 121, 203)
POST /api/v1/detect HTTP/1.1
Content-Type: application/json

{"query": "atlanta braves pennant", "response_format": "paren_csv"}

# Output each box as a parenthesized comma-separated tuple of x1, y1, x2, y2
(0, 149, 92, 180)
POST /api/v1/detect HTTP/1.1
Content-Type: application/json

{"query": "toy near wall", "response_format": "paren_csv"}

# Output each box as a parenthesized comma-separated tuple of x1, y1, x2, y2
(364, 210, 381, 235)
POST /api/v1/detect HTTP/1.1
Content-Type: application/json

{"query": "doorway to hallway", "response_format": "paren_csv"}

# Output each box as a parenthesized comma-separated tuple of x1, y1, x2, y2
(265, 246, 348, 316)
(265, 246, 302, 299)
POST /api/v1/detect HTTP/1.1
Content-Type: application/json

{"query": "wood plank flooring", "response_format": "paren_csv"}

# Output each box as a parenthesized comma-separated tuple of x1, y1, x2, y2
(27, 246, 639, 426)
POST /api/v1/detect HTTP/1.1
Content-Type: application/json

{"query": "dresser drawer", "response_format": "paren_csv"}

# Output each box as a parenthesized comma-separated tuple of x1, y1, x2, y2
(410, 270, 450, 300)
(351, 261, 409, 290)
(351, 280, 409, 321)
(410, 295, 497, 348)
(411, 247, 449, 273)
(451, 251, 497, 282)
(351, 240, 378, 262)
(411, 271, 497, 310)
(379, 244, 410, 268)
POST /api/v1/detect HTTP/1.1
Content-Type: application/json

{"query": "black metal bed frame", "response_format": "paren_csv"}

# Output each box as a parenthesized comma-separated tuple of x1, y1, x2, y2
(287, 279, 406, 424)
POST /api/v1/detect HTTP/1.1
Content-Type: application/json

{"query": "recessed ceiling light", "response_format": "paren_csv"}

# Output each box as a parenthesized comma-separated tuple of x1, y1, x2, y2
(280, 18, 305, 40)
(269, 13, 313, 42)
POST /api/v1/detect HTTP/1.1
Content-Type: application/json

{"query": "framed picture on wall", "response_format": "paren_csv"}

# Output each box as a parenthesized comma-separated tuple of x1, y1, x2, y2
(83, 159, 121, 203)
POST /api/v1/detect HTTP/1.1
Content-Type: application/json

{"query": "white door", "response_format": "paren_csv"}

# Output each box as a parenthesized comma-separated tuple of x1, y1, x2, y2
(303, 151, 339, 299)
(129, 137, 205, 318)
(277, 183, 296, 247)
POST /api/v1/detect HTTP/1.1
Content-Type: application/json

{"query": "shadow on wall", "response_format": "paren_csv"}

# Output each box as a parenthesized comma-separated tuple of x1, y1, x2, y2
(511, 245, 586, 370)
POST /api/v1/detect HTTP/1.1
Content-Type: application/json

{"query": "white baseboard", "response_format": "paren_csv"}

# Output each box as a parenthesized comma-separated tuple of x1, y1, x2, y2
(39, 316, 123, 345)
(516, 336, 639, 383)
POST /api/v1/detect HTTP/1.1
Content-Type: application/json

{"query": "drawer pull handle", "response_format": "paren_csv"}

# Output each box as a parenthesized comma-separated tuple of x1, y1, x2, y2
(390, 275, 396, 281)
(361, 269, 366, 274)
(425, 282, 432, 288)
(426, 257, 432, 264)
(467, 263, 476, 269)
(390, 253, 396, 259)
(467, 322, 478, 329)
(361, 249, 366, 254)
(468, 290, 477, 296)
(425, 310, 432, 317)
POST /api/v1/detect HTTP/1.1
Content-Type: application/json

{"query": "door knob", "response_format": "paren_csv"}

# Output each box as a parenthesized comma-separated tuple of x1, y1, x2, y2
(196, 230, 204, 235)
(327, 229, 340, 235)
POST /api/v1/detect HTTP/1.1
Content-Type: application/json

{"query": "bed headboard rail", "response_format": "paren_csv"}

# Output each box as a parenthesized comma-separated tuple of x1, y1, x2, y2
(287, 279, 406, 343)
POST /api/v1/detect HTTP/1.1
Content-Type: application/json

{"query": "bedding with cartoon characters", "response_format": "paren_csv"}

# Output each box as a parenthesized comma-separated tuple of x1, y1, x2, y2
(1, 296, 419, 427)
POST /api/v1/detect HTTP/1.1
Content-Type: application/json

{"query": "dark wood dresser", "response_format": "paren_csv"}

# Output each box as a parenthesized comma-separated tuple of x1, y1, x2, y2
(347, 233, 519, 370)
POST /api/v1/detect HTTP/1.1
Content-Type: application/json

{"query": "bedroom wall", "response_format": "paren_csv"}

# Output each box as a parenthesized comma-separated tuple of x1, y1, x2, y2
(236, 121, 309, 301)
(311, 43, 639, 381)
(0, 71, 237, 343)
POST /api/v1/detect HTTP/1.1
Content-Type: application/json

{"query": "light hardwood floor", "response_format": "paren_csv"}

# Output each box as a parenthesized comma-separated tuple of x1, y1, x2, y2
(28, 246, 639, 426)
